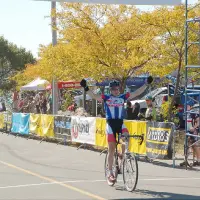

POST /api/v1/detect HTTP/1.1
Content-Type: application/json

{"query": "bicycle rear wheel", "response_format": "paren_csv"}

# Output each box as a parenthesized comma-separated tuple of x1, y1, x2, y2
(185, 145, 194, 170)
(104, 150, 119, 186)
(123, 154, 138, 192)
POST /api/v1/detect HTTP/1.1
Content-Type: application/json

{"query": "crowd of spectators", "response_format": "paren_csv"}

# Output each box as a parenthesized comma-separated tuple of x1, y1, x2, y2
(12, 90, 52, 114)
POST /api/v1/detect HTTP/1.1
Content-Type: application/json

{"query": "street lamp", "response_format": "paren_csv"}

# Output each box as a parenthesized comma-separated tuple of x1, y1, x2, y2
(34, 0, 58, 115)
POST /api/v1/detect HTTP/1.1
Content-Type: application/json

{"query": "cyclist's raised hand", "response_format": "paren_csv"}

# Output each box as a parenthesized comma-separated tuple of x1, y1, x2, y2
(147, 76, 153, 85)
(80, 79, 89, 91)
(80, 79, 87, 87)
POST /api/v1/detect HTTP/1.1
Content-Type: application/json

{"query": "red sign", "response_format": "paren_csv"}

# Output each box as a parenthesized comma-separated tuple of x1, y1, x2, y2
(58, 81, 81, 89)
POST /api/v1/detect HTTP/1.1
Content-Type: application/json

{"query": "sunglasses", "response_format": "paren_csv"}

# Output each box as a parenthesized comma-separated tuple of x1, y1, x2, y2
(111, 88, 120, 91)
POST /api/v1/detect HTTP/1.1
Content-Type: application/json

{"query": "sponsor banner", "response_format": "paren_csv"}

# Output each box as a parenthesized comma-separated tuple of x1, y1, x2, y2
(3, 113, 7, 129)
(2, 112, 12, 132)
(11, 113, 30, 134)
(146, 122, 174, 159)
(71, 116, 96, 145)
(95, 119, 147, 154)
(0, 113, 4, 130)
(39, 115, 54, 137)
(95, 118, 107, 148)
(58, 81, 81, 89)
(124, 120, 147, 155)
(29, 114, 41, 135)
(5, 113, 12, 132)
(54, 116, 71, 140)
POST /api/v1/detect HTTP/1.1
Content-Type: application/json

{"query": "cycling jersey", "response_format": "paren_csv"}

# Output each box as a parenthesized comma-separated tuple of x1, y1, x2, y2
(102, 93, 130, 119)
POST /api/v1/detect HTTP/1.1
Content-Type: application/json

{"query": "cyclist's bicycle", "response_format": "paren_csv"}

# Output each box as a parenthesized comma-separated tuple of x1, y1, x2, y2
(184, 132, 200, 170)
(104, 133, 139, 192)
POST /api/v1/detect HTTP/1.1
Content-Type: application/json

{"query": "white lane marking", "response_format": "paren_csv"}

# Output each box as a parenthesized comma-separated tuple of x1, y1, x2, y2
(0, 180, 105, 189)
(1, 177, 200, 189)
(0, 182, 54, 189)
(140, 177, 200, 181)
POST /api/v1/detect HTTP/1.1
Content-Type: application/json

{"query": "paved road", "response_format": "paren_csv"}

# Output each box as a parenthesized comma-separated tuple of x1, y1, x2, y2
(0, 133, 200, 200)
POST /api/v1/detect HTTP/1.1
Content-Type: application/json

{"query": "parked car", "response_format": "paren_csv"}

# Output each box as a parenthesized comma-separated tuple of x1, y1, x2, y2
(125, 87, 168, 114)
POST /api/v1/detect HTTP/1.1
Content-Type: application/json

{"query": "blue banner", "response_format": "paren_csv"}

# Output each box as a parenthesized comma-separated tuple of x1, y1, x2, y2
(11, 113, 30, 134)
(96, 77, 161, 87)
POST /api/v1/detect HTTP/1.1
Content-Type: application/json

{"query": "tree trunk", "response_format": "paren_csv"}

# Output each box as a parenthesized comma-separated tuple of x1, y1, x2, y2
(168, 57, 182, 121)
(100, 86, 105, 117)
(120, 77, 126, 93)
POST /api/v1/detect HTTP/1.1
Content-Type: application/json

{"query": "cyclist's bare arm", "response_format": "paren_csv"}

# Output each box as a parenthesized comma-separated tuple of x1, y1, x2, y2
(194, 117, 199, 129)
(87, 90, 102, 102)
(128, 84, 148, 100)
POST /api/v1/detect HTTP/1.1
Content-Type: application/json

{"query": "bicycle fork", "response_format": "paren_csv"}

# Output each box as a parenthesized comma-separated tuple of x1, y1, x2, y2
(125, 137, 129, 154)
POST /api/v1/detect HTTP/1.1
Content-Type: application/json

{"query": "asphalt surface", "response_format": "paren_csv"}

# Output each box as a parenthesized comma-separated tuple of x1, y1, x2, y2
(0, 132, 200, 200)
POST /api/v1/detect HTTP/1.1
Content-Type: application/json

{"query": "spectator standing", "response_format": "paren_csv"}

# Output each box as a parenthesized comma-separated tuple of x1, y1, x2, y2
(126, 101, 133, 120)
(35, 92, 41, 113)
(126, 101, 140, 120)
(144, 95, 156, 121)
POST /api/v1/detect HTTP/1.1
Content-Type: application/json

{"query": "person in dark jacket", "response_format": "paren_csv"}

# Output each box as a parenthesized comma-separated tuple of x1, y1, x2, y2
(126, 101, 133, 120)
(132, 102, 140, 120)
(126, 101, 140, 120)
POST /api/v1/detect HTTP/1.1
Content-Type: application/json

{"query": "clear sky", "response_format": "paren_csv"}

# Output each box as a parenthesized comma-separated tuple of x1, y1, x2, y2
(0, 0, 198, 58)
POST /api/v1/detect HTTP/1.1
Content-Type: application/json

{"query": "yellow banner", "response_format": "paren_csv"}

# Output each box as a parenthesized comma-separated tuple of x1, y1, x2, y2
(146, 147, 167, 155)
(0, 114, 4, 129)
(124, 120, 147, 155)
(39, 115, 54, 137)
(30, 114, 41, 135)
(95, 119, 147, 155)
(95, 118, 107, 148)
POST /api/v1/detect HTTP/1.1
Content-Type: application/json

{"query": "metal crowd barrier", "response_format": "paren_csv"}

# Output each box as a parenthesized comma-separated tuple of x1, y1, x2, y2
(0, 112, 177, 168)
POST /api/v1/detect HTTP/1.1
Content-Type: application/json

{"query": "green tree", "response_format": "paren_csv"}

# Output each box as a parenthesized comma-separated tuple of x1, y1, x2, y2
(0, 36, 36, 91)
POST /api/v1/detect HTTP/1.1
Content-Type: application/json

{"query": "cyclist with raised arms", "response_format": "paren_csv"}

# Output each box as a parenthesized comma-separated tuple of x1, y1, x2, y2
(80, 76, 153, 183)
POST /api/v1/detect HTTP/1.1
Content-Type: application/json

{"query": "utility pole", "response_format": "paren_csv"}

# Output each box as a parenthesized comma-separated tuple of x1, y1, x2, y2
(51, 1, 58, 115)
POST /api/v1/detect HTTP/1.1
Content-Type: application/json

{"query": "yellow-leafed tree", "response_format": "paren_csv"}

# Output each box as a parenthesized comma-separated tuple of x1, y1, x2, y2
(139, 4, 199, 119)
(13, 4, 159, 90)
(13, 3, 199, 96)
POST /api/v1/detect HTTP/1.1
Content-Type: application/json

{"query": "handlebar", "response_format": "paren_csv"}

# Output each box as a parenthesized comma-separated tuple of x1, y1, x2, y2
(118, 133, 144, 138)
(186, 132, 200, 138)
(117, 133, 144, 145)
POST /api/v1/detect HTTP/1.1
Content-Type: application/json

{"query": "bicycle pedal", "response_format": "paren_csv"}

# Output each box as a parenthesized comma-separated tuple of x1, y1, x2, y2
(116, 167, 122, 174)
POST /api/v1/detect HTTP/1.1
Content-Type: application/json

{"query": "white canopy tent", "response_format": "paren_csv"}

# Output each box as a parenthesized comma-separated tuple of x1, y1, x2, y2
(20, 77, 50, 91)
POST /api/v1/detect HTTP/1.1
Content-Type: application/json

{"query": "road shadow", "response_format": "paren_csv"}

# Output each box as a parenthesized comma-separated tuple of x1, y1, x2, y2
(138, 157, 200, 172)
(111, 188, 200, 199)
(151, 160, 200, 172)
(2, 133, 200, 173)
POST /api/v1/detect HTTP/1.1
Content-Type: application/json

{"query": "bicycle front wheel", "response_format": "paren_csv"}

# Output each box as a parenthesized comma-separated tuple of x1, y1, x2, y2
(123, 154, 138, 192)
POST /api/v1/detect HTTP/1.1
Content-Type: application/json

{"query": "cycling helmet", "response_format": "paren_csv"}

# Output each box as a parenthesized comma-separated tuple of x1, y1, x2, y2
(109, 80, 120, 88)
(145, 95, 153, 100)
